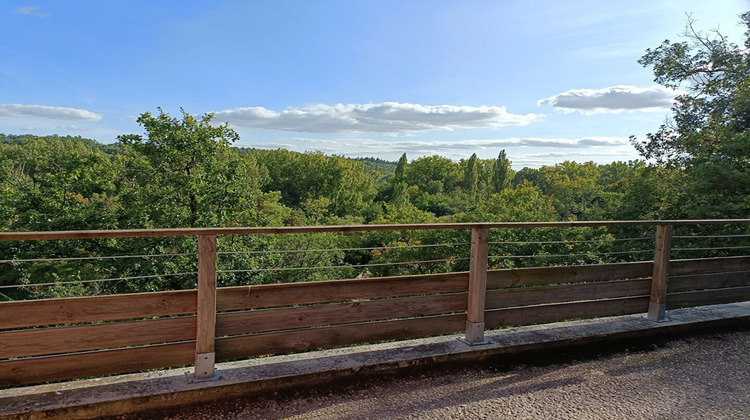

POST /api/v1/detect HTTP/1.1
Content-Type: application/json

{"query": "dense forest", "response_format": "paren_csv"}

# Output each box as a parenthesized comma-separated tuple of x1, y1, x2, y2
(1, 13, 748, 300)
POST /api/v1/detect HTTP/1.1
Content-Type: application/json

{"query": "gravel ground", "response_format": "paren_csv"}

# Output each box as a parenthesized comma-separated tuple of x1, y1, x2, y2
(136, 331, 749, 420)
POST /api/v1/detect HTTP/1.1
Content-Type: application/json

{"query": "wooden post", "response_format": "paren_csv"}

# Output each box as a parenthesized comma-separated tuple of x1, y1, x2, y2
(648, 224, 672, 321)
(188, 234, 220, 382)
(462, 226, 490, 345)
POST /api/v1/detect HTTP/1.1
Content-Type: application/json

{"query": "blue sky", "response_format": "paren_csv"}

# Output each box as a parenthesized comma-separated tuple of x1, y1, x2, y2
(2, 1, 748, 168)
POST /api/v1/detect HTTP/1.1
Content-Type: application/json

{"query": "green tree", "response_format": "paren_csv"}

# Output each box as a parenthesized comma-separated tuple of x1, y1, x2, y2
(117, 108, 260, 227)
(463, 153, 479, 197)
(631, 12, 750, 217)
(490, 150, 513, 193)
(393, 153, 408, 183)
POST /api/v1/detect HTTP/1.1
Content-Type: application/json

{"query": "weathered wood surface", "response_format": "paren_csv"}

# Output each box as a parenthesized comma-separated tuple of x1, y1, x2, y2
(196, 235, 217, 354)
(216, 272, 469, 311)
(0, 316, 196, 359)
(0, 341, 195, 387)
(648, 224, 673, 320)
(216, 293, 467, 337)
(668, 271, 750, 292)
(667, 286, 750, 309)
(467, 227, 489, 324)
(215, 313, 466, 361)
(486, 262, 652, 289)
(2, 219, 747, 242)
(670, 256, 750, 276)
(485, 297, 649, 329)
(485, 279, 651, 310)
(0, 290, 197, 330)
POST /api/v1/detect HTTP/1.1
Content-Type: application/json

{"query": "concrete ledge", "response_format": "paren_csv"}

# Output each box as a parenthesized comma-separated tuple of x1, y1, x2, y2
(2, 302, 749, 420)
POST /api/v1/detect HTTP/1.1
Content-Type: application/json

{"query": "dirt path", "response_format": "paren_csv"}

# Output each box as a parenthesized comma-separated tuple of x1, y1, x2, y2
(136, 331, 749, 420)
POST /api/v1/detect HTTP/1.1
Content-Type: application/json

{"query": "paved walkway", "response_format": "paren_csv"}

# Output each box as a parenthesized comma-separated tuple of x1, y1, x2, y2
(2, 302, 749, 419)
(151, 331, 750, 419)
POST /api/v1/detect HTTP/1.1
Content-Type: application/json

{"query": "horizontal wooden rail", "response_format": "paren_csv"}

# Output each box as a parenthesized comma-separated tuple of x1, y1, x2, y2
(667, 286, 750, 309)
(0, 316, 196, 359)
(485, 297, 650, 328)
(216, 293, 467, 337)
(487, 261, 652, 289)
(668, 271, 750, 293)
(216, 272, 468, 311)
(1, 219, 748, 242)
(215, 313, 466, 361)
(670, 256, 750, 276)
(0, 290, 197, 330)
(0, 342, 195, 387)
(485, 278, 651, 310)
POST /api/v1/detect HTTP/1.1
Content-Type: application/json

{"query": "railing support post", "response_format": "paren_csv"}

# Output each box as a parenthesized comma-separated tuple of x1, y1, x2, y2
(188, 234, 221, 382)
(461, 226, 490, 345)
(648, 224, 672, 322)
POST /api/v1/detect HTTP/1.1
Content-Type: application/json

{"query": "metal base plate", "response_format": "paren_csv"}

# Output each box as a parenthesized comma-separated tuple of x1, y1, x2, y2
(185, 371, 223, 384)
(458, 337, 491, 346)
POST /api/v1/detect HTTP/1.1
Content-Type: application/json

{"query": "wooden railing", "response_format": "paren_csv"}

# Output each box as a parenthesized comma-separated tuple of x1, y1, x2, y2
(1, 220, 749, 387)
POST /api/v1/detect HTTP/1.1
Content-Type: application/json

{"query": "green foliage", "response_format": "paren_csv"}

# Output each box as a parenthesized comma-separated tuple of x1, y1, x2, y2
(632, 12, 750, 217)
(490, 150, 514, 193)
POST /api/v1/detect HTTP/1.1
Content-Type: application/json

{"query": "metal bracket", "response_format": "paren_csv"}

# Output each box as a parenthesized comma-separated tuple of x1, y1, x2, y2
(647, 302, 669, 322)
(186, 352, 222, 383)
(459, 321, 491, 346)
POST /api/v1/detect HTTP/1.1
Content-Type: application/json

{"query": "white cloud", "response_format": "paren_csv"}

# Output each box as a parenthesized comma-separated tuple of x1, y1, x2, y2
(56, 124, 89, 131)
(0, 104, 102, 121)
(537, 85, 680, 114)
(12, 6, 50, 18)
(239, 136, 631, 162)
(214, 102, 542, 133)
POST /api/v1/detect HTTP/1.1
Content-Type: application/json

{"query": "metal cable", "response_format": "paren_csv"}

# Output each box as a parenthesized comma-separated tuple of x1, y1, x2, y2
(671, 246, 750, 252)
(488, 249, 654, 260)
(0, 252, 195, 264)
(489, 237, 655, 245)
(0, 271, 197, 289)
(218, 257, 471, 274)
(218, 242, 470, 256)
(672, 234, 750, 239)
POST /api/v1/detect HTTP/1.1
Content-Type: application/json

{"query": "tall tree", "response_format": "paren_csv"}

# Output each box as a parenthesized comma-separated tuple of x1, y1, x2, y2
(631, 12, 750, 217)
(118, 108, 253, 227)
(393, 153, 408, 183)
(490, 150, 513, 193)
(463, 153, 479, 197)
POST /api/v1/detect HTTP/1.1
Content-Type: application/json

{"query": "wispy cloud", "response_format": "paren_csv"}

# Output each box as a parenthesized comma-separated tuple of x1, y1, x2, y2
(12, 6, 50, 18)
(0, 104, 101, 121)
(537, 85, 680, 115)
(240, 136, 631, 161)
(56, 124, 89, 131)
(214, 102, 542, 134)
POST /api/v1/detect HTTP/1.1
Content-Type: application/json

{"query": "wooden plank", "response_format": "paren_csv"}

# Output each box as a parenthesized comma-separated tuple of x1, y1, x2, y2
(467, 227, 489, 324)
(670, 256, 750, 276)
(667, 286, 750, 309)
(648, 224, 672, 320)
(2, 220, 747, 242)
(485, 297, 649, 329)
(215, 313, 466, 361)
(669, 271, 750, 292)
(196, 235, 217, 355)
(0, 342, 195, 387)
(216, 293, 467, 337)
(216, 272, 469, 311)
(486, 262, 653, 289)
(485, 279, 651, 310)
(0, 316, 196, 359)
(0, 290, 197, 330)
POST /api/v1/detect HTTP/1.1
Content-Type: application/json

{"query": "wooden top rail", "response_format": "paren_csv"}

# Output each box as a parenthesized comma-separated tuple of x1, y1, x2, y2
(1, 219, 749, 242)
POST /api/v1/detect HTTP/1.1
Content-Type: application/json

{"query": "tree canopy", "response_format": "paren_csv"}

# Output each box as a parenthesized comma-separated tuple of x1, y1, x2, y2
(632, 12, 750, 217)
